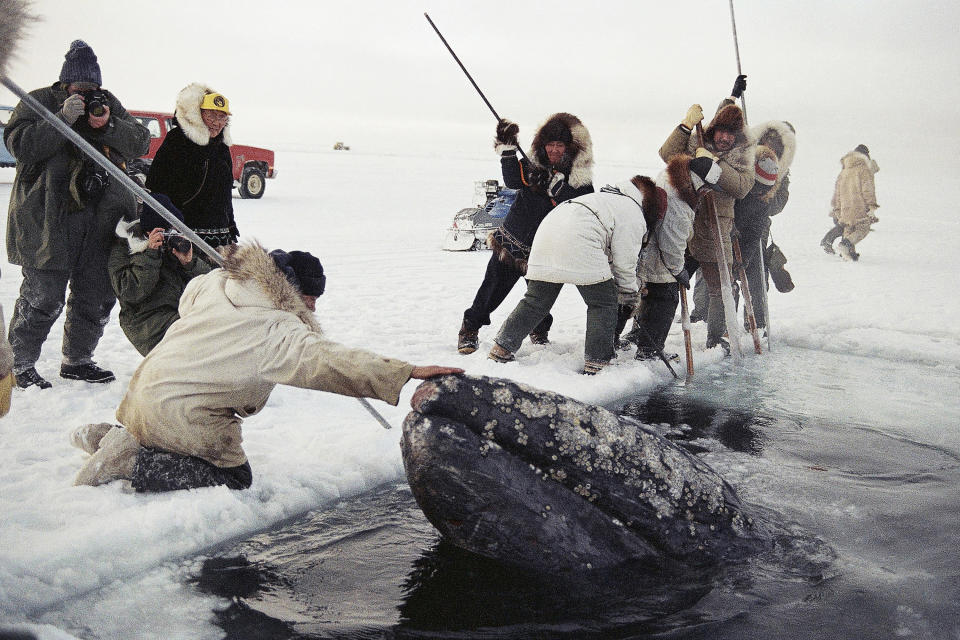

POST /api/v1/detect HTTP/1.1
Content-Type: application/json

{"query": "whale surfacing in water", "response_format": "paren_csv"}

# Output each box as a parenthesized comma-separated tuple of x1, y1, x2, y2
(401, 375, 764, 573)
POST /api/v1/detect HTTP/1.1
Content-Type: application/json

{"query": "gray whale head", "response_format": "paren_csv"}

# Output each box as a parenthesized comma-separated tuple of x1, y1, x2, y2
(401, 374, 765, 573)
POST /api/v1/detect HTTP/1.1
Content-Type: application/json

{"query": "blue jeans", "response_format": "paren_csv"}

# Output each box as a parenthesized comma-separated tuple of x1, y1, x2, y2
(495, 279, 617, 363)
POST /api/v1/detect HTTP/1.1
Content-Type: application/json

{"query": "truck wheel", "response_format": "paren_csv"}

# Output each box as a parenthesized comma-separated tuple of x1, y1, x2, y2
(239, 167, 266, 199)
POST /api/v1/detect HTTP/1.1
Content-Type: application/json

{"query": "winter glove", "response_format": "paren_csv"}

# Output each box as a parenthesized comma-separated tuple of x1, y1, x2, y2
(60, 93, 85, 125)
(730, 74, 747, 99)
(681, 104, 704, 130)
(695, 147, 718, 161)
(615, 303, 636, 337)
(495, 119, 519, 146)
(674, 269, 691, 289)
(546, 172, 566, 198)
(867, 207, 879, 223)
(525, 165, 550, 192)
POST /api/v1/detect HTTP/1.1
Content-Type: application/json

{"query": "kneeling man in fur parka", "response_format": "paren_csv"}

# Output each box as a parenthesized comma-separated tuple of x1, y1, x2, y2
(70, 242, 462, 492)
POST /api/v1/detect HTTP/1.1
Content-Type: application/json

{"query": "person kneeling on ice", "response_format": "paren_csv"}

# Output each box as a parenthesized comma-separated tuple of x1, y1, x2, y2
(622, 155, 719, 360)
(487, 173, 670, 375)
(70, 242, 463, 491)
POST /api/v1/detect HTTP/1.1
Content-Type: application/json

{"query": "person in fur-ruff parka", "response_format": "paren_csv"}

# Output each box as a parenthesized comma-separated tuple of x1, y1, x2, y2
(458, 112, 594, 354)
(659, 98, 756, 350)
(822, 145, 879, 260)
(145, 82, 238, 249)
(72, 241, 462, 491)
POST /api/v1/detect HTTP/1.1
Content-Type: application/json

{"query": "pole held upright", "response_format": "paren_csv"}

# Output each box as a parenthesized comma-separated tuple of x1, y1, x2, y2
(728, 0, 748, 123)
(424, 12, 531, 164)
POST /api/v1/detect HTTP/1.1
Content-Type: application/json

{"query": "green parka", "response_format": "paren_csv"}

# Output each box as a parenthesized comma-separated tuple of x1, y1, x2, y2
(108, 221, 212, 356)
(4, 83, 150, 269)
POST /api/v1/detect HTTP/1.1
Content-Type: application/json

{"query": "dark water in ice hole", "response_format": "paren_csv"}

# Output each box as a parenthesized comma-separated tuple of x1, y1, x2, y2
(190, 345, 960, 639)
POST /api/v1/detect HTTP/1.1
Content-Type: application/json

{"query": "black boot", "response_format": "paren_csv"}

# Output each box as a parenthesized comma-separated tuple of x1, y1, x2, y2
(15, 367, 52, 389)
(60, 363, 115, 383)
(458, 321, 479, 355)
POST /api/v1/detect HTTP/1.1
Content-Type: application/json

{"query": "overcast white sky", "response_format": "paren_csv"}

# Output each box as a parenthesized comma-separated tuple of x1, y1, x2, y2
(4, 0, 960, 169)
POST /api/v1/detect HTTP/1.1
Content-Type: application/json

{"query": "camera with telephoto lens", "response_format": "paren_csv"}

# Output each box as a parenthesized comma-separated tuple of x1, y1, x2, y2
(79, 89, 108, 117)
(162, 230, 192, 254)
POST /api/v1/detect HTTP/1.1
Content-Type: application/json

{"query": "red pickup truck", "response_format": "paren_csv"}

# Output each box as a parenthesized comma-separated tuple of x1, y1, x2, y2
(129, 110, 277, 199)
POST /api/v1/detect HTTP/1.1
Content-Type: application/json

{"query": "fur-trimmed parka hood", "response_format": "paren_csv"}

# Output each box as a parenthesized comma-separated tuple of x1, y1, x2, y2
(174, 82, 232, 147)
(219, 241, 321, 333)
(528, 112, 593, 188)
(704, 104, 748, 147)
(841, 150, 879, 174)
(750, 120, 797, 196)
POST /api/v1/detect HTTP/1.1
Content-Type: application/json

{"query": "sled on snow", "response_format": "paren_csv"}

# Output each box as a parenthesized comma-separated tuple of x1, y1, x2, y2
(442, 179, 517, 251)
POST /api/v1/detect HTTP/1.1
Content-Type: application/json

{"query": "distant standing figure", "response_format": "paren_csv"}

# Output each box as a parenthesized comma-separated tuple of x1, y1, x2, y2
(146, 83, 238, 250)
(821, 144, 879, 261)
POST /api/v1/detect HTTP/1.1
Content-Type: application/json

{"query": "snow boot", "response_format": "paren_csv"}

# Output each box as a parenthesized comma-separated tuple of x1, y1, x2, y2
(15, 367, 51, 389)
(635, 348, 679, 362)
(838, 238, 859, 262)
(457, 321, 479, 355)
(60, 362, 115, 384)
(73, 427, 139, 486)
(820, 239, 836, 255)
(706, 337, 731, 357)
(582, 360, 608, 375)
(528, 331, 550, 345)
(70, 422, 118, 455)
(487, 343, 515, 363)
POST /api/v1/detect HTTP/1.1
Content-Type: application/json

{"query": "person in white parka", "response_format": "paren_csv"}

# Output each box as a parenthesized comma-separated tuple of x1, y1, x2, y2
(487, 175, 663, 375)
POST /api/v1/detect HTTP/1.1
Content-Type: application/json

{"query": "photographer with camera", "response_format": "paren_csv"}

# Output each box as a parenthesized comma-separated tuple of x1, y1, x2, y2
(4, 39, 150, 388)
(108, 194, 212, 356)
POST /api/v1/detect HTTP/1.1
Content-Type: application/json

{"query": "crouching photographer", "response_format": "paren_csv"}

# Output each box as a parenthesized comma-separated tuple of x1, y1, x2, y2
(108, 193, 212, 356)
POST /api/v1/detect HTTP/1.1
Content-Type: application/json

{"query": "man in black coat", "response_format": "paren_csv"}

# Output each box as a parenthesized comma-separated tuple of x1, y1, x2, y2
(458, 113, 594, 354)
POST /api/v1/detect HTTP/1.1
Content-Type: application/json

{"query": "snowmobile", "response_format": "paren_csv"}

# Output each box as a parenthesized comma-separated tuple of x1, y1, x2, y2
(442, 179, 517, 251)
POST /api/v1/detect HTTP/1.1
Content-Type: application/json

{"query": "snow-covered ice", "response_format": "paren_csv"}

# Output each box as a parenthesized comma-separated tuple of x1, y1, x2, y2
(0, 130, 957, 638)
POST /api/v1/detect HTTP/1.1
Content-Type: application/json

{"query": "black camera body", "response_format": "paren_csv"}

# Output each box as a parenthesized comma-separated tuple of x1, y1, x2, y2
(79, 164, 110, 201)
(162, 230, 192, 254)
(79, 89, 108, 117)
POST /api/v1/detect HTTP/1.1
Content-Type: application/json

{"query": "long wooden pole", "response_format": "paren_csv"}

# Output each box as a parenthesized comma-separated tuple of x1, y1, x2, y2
(731, 236, 763, 354)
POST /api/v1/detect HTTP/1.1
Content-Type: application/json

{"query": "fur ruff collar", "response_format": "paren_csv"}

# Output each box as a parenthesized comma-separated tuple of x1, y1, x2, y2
(114, 218, 151, 254)
(174, 82, 232, 147)
(220, 241, 322, 333)
(527, 112, 594, 188)
(664, 154, 700, 209)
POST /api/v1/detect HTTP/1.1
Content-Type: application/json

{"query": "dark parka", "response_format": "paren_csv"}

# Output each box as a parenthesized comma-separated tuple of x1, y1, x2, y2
(489, 112, 594, 272)
(108, 220, 212, 356)
(4, 83, 150, 269)
(145, 82, 237, 247)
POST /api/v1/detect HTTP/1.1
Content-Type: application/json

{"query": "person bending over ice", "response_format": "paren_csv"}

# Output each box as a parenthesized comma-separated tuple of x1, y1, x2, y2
(622, 155, 719, 360)
(485, 165, 706, 375)
(70, 242, 463, 491)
